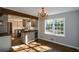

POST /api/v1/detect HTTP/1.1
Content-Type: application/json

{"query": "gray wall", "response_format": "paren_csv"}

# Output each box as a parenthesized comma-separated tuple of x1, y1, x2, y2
(38, 10, 79, 49)
(0, 14, 8, 33)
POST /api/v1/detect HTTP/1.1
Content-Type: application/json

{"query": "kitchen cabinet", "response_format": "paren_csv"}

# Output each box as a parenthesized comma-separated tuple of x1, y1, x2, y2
(31, 19, 38, 27)
(0, 36, 11, 52)
(21, 31, 35, 44)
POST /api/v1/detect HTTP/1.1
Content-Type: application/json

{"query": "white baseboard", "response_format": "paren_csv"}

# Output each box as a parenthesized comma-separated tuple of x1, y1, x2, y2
(39, 38, 79, 51)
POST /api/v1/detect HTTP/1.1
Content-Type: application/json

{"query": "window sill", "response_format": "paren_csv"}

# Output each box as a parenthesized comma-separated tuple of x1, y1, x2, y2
(45, 32, 65, 37)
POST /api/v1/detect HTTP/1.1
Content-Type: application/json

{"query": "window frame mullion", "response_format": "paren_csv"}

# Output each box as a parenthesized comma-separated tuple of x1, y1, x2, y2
(53, 19, 55, 34)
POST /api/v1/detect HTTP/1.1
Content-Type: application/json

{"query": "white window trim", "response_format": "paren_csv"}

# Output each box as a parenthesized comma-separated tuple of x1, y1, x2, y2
(44, 18, 65, 37)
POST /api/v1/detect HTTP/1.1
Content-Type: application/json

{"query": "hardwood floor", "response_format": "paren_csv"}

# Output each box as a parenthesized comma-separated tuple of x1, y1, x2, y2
(11, 37, 23, 46)
(36, 39, 78, 52)
(10, 37, 78, 52)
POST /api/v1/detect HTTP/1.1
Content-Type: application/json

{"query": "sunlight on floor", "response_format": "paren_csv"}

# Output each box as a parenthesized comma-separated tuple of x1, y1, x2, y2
(11, 42, 52, 52)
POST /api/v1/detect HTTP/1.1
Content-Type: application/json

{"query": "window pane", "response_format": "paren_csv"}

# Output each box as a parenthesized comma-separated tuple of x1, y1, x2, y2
(45, 20, 53, 33)
(45, 18, 65, 36)
(54, 18, 64, 35)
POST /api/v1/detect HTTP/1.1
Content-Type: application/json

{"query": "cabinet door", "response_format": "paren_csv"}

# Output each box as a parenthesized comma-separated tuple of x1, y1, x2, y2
(21, 33, 28, 44)
(28, 32, 35, 42)
(31, 19, 37, 27)
(0, 36, 11, 52)
(23, 19, 26, 27)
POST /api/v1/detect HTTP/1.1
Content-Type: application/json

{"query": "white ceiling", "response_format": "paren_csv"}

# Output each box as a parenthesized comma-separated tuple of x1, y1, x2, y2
(5, 7, 79, 16)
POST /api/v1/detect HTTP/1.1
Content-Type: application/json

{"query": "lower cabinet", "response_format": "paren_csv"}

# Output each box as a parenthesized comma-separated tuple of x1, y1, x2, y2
(21, 32, 35, 44)
(0, 36, 11, 52)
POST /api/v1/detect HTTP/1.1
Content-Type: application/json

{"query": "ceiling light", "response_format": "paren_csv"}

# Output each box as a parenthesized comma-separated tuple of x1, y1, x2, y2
(38, 7, 48, 19)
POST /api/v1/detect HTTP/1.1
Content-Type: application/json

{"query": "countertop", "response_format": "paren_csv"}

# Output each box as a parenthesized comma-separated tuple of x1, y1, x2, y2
(21, 30, 38, 33)
(0, 33, 10, 37)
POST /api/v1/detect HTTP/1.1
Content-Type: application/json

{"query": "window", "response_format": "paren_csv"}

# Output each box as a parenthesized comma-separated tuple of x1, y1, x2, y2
(45, 18, 65, 36)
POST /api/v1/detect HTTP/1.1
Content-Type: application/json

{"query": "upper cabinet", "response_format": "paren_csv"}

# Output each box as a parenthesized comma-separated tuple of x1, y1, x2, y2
(31, 19, 38, 28)
(23, 18, 38, 30)
(0, 7, 38, 33)
(23, 18, 31, 29)
(0, 14, 8, 33)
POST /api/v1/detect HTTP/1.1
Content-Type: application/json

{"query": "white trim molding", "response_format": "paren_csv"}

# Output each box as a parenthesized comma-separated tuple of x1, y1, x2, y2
(38, 38, 79, 51)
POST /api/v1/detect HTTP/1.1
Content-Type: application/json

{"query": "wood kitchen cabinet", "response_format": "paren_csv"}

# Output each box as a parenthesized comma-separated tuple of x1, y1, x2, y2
(31, 19, 38, 27)
(21, 31, 35, 44)
(23, 18, 38, 30)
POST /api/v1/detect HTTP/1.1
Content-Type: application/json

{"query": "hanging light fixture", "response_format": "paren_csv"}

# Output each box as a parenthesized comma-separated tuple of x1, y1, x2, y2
(38, 7, 48, 19)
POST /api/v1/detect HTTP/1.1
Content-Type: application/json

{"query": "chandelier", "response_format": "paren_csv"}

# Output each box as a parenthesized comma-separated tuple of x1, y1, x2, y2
(38, 7, 48, 19)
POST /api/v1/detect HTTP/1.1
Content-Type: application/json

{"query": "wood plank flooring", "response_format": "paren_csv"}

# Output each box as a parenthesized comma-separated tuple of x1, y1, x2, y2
(10, 37, 78, 52)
